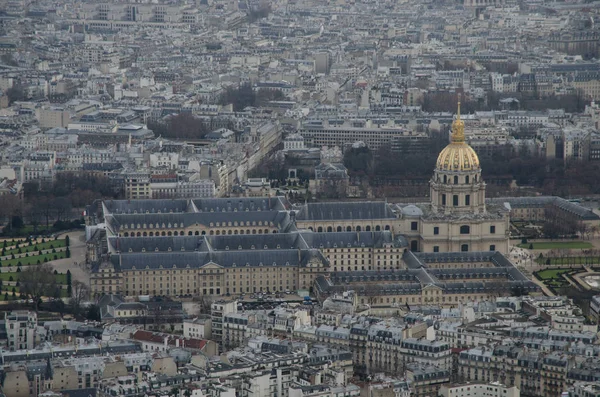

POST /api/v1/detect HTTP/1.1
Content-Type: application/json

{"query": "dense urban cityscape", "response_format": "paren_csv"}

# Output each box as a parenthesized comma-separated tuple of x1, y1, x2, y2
(1, 0, 600, 396)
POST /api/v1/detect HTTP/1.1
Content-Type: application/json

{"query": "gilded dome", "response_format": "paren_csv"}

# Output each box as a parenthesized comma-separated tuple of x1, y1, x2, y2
(435, 102, 480, 172)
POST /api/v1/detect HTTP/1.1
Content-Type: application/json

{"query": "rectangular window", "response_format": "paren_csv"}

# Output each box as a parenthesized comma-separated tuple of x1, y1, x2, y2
(490, 225, 496, 234)
(453, 195, 459, 206)
(465, 194, 470, 206)
(433, 246, 439, 252)
(433, 227, 439, 235)
(411, 221, 418, 231)
(442, 194, 446, 205)
(489, 245, 496, 251)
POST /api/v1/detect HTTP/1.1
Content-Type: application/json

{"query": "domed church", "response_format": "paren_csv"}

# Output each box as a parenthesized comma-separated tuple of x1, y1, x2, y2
(398, 103, 510, 254)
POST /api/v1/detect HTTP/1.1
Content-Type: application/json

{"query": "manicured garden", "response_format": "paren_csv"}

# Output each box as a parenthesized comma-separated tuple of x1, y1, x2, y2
(0, 251, 68, 267)
(0, 236, 70, 267)
(0, 272, 67, 284)
(517, 241, 593, 249)
(1, 239, 67, 256)
(536, 269, 572, 280)
(0, 270, 70, 301)
(534, 268, 580, 292)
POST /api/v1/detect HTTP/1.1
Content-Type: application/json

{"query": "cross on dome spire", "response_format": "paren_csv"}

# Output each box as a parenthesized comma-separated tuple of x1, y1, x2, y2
(451, 101, 465, 143)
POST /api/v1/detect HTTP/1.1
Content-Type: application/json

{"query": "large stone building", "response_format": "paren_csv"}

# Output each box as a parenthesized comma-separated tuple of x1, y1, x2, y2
(402, 103, 510, 254)
(86, 105, 596, 302)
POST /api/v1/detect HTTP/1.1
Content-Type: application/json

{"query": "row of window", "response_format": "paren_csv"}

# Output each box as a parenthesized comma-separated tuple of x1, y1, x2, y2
(411, 223, 496, 235)
(431, 244, 495, 252)
(310, 225, 391, 232)
(441, 175, 478, 184)
(441, 193, 470, 207)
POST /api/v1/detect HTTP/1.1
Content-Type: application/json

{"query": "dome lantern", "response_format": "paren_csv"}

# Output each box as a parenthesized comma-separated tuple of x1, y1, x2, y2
(435, 102, 480, 172)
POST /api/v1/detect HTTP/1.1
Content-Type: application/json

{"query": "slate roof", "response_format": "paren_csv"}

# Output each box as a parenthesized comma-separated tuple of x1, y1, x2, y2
(106, 231, 406, 256)
(206, 233, 303, 251)
(104, 199, 190, 215)
(299, 231, 405, 249)
(110, 248, 328, 271)
(192, 196, 290, 212)
(487, 196, 599, 220)
(315, 250, 539, 297)
(294, 201, 397, 221)
(107, 236, 203, 253)
(107, 210, 292, 231)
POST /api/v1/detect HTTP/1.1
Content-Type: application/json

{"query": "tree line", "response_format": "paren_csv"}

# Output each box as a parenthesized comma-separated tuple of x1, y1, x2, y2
(218, 83, 286, 111)
(0, 172, 120, 236)
(343, 138, 600, 197)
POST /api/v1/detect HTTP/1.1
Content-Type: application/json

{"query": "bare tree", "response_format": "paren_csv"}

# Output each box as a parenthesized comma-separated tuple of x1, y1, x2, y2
(71, 280, 90, 316)
(54, 196, 72, 222)
(0, 194, 21, 231)
(19, 264, 56, 311)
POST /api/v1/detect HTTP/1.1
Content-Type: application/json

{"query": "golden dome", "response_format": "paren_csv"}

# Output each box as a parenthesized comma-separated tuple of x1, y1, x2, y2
(435, 102, 480, 172)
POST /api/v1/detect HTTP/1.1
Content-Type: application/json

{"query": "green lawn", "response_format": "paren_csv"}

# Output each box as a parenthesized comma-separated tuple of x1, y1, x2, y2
(19, 225, 51, 233)
(0, 271, 68, 284)
(517, 241, 593, 249)
(1, 239, 66, 256)
(0, 251, 67, 267)
(536, 269, 571, 280)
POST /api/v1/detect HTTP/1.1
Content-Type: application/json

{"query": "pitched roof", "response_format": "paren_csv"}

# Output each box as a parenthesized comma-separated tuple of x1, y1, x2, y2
(131, 330, 207, 350)
(295, 201, 397, 221)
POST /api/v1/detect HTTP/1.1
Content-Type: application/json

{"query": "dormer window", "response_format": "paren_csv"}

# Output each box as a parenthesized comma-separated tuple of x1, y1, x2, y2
(264, 245, 268, 249)
(168, 247, 172, 252)
(128, 248, 133, 252)
(142, 248, 146, 252)
(226, 246, 230, 251)
(155, 247, 159, 252)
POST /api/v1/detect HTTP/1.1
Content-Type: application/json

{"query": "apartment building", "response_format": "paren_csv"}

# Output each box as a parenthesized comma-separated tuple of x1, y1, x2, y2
(300, 119, 425, 152)
(3, 311, 37, 351)
(183, 318, 212, 340)
(458, 345, 575, 397)
(439, 382, 520, 397)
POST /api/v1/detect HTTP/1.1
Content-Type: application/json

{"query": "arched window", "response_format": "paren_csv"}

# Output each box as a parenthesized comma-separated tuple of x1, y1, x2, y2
(346, 226, 352, 231)
(454, 175, 459, 184)
(317, 227, 323, 232)
(460, 225, 470, 234)
(410, 240, 418, 252)
(356, 225, 362, 232)
(337, 226, 342, 232)
(375, 225, 381, 231)
(327, 226, 333, 232)
(366, 226, 371, 231)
